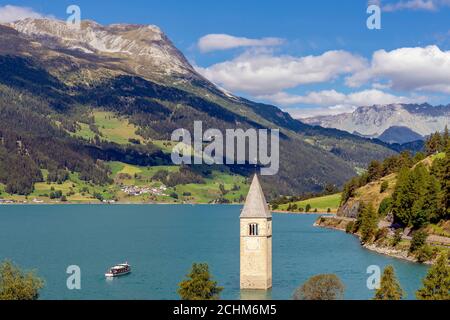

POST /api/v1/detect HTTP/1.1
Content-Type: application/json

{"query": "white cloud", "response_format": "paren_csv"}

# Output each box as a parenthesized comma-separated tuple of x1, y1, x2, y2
(197, 34, 284, 53)
(0, 5, 45, 23)
(368, 0, 382, 6)
(259, 89, 425, 108)
(383, 0, 436, 11)
(346, 45, 450, 94)
(382, 0, 450, 12)
(281, 89, 428, 119)
(197, 46, 436, 111)
(260, 90, 348, 106)
(285, 105, 358, 119)
(196, 49, 367, 95)
(196, 39, 447, 116)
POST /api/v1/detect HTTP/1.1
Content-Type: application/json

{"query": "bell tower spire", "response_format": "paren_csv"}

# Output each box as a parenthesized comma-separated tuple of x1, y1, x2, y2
(240, 175, 272, 290)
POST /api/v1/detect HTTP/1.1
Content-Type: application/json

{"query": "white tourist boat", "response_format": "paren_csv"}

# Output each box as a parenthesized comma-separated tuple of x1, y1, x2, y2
(105, 262, 131, 278)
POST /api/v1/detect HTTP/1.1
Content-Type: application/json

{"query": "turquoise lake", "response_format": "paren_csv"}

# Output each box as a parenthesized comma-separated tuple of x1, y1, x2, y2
(0, 204, 428, 300)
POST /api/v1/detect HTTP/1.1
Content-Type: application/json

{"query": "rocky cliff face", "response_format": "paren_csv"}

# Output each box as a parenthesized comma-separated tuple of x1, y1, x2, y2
(6, 18, 199, 82)
(337, 200, 361, 219)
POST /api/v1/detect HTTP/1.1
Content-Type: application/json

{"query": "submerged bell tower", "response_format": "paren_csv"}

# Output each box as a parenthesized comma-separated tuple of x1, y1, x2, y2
(240, 175, 272, 290)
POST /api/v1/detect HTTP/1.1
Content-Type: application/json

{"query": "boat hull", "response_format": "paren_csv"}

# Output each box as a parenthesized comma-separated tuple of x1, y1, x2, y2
(105, 270, 131, 277)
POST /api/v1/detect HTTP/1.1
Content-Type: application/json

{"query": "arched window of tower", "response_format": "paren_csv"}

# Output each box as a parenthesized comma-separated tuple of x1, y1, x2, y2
(249, 223, 259, 236)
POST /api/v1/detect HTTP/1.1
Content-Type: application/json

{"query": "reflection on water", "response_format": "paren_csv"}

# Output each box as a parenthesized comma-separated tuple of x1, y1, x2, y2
(240, 289, 273, 300)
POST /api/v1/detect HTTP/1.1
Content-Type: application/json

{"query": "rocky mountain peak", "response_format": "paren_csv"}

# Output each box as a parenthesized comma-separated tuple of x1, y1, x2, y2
(7, 18, 195, 77)
(302, 103, 449, 143)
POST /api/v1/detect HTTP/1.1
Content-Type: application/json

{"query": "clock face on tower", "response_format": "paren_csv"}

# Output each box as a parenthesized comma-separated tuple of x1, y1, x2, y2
(245, 237, 261, 251)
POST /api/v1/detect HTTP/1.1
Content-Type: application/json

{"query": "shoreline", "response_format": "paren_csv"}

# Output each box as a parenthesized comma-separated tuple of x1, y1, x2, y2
(0, 202, 243, 206)
(272, 209, 334, 215)
(0, 201, 336, 215)
(362, 243, 432, 265)
(314, 216, 435, 265)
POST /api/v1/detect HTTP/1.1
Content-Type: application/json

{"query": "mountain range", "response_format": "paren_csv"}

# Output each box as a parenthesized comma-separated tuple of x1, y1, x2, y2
(0, 18, 401, 197)
(302, 103, 449, 144)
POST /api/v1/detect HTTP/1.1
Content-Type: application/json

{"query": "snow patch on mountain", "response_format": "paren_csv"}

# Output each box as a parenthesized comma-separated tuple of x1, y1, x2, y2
(8, 18, 195, 76)
(302, 103, 449, 141)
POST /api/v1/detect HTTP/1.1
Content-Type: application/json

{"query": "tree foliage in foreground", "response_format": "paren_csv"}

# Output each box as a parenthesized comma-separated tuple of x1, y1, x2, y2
(0, 260, 44, 300)
(374, 265, 404, 300)
(293, 274, 345, 300)
(416, 253, 450, 300)
(177, 263, 223, 300)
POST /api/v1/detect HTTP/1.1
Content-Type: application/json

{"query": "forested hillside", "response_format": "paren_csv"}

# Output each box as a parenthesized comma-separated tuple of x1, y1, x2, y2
(0, 19, 400, 199)
(332, 130, 450, 263)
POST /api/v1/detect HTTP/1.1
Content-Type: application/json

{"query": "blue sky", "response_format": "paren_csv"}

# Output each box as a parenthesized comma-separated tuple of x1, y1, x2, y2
(1, 0, 449, 117)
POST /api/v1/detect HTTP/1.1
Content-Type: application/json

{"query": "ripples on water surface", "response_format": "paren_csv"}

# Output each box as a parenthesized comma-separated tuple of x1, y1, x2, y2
(0, 205, 428, 299)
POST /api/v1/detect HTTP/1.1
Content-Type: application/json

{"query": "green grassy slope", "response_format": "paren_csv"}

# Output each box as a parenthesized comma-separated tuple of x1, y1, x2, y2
(278, 193, 341, 213)
(0, 161, 249, 204)
(71, 111, 144, 144)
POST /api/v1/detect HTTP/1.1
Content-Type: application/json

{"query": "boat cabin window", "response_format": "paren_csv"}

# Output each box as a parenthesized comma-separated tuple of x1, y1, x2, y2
(249, 223, 259, 236)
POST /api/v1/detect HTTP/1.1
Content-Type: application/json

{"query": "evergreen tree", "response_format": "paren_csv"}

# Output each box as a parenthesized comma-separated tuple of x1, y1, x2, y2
(392, 163, 442, 228)
(409, 164, 433, 228)
(416, 253, 450, 300)
(367, 160, 383, 182)
(398, 151, 413, 170)
(409, 230, 428, 253)
(426, 132, 443, 155)
(177, 263, 223, 300)
(380, 181, 389, 193)
(374, 265, 404, 300)
(437, 142, 450, 218)
(341, 177, 360, 204)
(413, 152, 426, 163)
(391, 167, 414, 226)
(358, 203, 378, 244)
(378, 197, 392, 216)
(423, 175, 443, 223)
(324, 183, 338, 195)
(443, 126, 449, 149)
